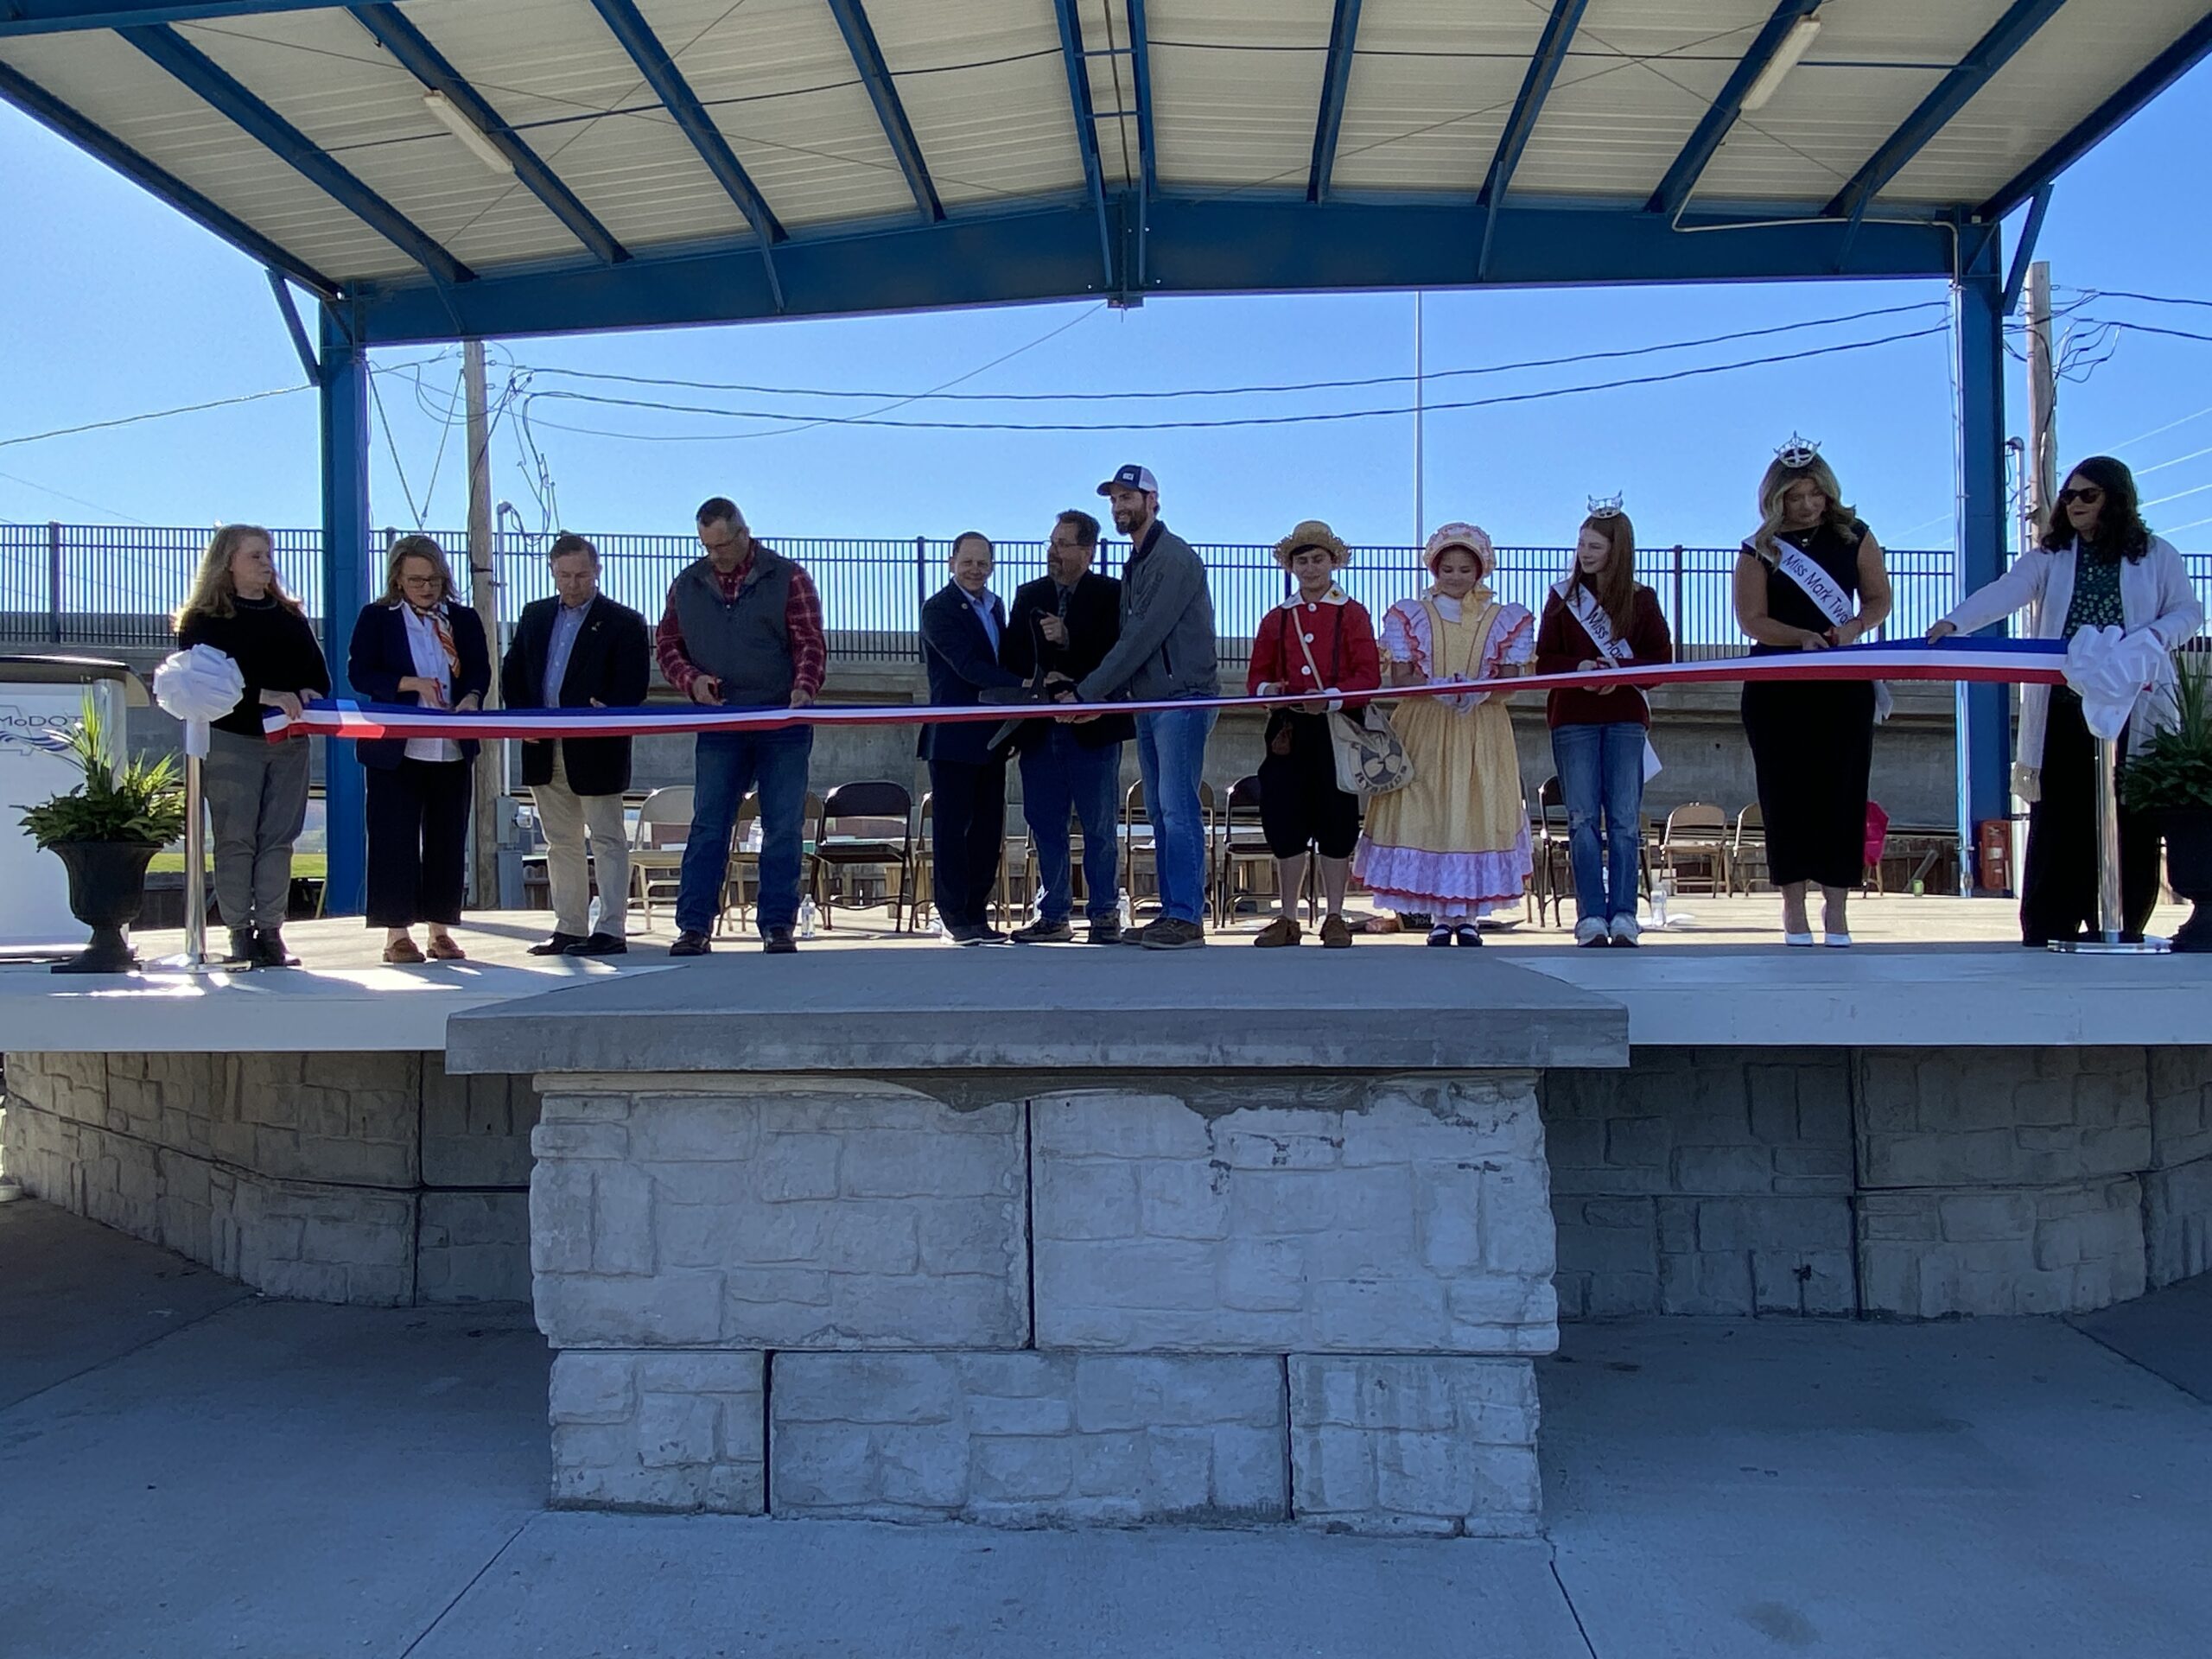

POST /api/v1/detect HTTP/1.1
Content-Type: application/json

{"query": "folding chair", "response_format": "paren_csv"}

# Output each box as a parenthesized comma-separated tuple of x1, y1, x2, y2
(810, 781, 916, 931)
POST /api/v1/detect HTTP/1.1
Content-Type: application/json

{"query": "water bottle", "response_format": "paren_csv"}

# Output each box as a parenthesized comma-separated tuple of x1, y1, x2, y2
(798, 896, 819, 939)
(587, 894, 603, 935)
(925, 906, 944, 938)
(1649, 880, 1671, 929)
(1117, 892, 1135, 932)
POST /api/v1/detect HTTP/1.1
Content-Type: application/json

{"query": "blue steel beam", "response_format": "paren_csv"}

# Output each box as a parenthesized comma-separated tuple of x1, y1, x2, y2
(2000, 182, 2051, 313)
(823, 0, 943, 221)
(351, 4, 626, 265)
(1306, 0, 1362, 203)
(317, 303, 369, 917)
(1047, 0, 1111, 291)
(0, 56, 336, 293)
(1979, 10, 2212, 222)
(1127, 0, 1156, 287)
(266, 267, 321, 383)
(124, 23, 472, 283)
(351, 190, 1961, 346)
(0, 1, 338, 34)
(1953, 234, 2012, 849)
(1479, 0, 1587, 207)
(585, 0, 784, 245)
(1646, 0, 1822, 219)
(1823, 0, 2069, 223)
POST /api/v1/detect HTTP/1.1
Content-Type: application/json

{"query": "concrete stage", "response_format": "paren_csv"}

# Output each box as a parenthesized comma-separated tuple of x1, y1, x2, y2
(4, 896, 2209, 1535)
(6, 1198, 2209, 1659)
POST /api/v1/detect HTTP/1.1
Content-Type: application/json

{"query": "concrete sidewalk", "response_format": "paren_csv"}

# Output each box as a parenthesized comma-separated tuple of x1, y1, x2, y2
(3, 1198, 2209, 1658)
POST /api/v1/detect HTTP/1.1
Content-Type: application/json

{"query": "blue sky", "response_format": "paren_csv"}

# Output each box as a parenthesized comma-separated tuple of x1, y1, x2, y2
(2, 56, 2208, 557)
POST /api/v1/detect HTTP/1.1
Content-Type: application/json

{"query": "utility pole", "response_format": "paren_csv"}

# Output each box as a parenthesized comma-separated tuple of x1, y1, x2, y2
(2024, 260, 2059, 541)
(463, 339, 503, 908)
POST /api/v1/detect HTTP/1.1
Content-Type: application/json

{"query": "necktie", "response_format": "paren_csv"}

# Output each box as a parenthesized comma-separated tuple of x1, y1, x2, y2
(413, 605, 460, 677)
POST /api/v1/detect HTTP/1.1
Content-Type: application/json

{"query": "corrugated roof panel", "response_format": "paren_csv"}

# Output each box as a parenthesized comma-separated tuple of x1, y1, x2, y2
(1507, 1, 1771, 200)
(1074, 0, 1143, 190)
(1692, 0, 2012, 206)
(1147, 0, 1335, 188)
(642, 0, 915, 227)
(0, 27, 418, 279)
(1327, 0, 1546, 193)
(1881, 0, 2208, 205)
(168, 11, 583, 269)
(863, 0, 1086, 207)
(385, 0, 752, 251)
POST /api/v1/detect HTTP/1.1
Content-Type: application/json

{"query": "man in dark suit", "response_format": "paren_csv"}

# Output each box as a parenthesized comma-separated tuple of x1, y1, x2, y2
(918, 531, 1026, 944)
(499, 533, 652, 957)
(1001, 508, 1133, 944)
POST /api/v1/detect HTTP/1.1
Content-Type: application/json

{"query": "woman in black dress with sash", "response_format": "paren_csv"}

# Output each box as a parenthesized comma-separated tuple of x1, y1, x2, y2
(1732, 441, 1893, 947)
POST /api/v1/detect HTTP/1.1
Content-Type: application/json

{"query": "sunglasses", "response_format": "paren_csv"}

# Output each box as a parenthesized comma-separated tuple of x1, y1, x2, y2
(2057, 486, 2106, 506)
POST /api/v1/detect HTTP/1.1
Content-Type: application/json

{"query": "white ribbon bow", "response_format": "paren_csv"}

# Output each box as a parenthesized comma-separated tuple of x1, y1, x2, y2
(153, 644, 245, 760)
(2061, 626, 2175, 744)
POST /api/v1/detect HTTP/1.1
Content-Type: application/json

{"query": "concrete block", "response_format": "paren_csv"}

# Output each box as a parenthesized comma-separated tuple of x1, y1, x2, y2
(1288, 1356, 1541, 1537)
(416, 1191, 531, 1304)
(2145, 1154, 2212, 1287)
(421, 1060, 540, 1186)
(1859, 1180, 2145, 1318)
(2149, 1050, 2212, 1169)
(549, 1351, 763, 1513)
(1033, 1079, 1557, 1356)
(767, 1352, 1287, 1526)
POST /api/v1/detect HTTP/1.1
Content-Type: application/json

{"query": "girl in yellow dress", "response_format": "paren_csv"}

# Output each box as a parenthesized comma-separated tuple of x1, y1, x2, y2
(1354, 522, 1534, 945)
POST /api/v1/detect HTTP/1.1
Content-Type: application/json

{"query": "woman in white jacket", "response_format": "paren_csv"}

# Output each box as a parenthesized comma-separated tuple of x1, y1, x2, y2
(1929, 454, 2203, 944)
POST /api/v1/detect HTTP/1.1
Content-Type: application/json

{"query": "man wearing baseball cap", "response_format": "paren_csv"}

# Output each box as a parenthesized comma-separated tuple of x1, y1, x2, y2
(1062, 464, 1219, 949)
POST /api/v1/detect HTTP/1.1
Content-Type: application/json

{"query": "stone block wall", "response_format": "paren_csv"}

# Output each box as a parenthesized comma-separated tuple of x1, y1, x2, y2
(1543, 1046, 2212, 1319)
(527, 1070, 1552, 1535)
(3, 1051, 538, 1306)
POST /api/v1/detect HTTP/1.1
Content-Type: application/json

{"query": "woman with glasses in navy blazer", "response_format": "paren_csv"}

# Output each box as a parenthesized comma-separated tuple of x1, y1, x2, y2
(348, 534, 492, 963)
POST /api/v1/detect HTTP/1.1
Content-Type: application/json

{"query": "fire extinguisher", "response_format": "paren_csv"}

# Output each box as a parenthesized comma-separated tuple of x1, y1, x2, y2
(1977, 819, 2012, 895)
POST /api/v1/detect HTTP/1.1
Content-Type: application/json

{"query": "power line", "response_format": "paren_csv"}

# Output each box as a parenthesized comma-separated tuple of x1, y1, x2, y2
(518, 321, 1950, 438)
(0, 385, 311, 451)
(521, 300, 1949, 404)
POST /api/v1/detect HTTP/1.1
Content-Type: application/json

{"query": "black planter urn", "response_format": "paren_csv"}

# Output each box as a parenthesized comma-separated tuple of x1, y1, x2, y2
(2162, 808, 2212, 954)
(49, 840, 158, 974)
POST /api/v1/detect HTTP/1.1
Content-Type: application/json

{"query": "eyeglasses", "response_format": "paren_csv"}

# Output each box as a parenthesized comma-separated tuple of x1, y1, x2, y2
(2057, 486, 2106, 506)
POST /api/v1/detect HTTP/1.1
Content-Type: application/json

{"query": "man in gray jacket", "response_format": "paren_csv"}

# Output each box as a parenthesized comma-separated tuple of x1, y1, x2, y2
(1066, 464, 1218, 949)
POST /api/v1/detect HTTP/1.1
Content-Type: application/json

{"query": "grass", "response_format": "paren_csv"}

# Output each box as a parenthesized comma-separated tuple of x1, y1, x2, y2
(149, 853, 327, 878)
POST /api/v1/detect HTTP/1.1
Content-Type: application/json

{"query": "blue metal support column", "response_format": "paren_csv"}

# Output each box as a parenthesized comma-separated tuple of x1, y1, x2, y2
(1955, 239, 2012, 870)
(1476, 0, 1587, 277)
(318, 306, 369, 916)
(1047, 0, 1112, 292)
(1126, 0, 1156, 289)
(823, 0, 943, 221)
(1306, 0, 1362, 203)
(2001, 182, 2052, 314)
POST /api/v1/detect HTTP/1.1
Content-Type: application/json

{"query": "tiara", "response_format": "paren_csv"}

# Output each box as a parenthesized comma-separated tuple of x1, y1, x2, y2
(1775, 433, 1821, 468)
(1586, 493, 1624, 520)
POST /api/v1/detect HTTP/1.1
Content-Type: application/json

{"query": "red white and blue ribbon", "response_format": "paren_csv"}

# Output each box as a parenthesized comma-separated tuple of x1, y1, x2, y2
(267, 637, 2070, 742)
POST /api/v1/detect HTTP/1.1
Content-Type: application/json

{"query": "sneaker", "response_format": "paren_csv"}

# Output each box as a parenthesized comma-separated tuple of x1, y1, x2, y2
(1607, 914, 1640, 948)
(1253, 916, 1302, 948)
(1454, 925, 1484, 947)
(1085, 918, 1122, 945)
(669, 931, 712, 957)
(564, 932, 627, 957)
(251, 928, 297, 968)
(1319, 915, 1353, 950)
(1139, 917, 1206, 950)
(1426, 925, 1454, 946)
(762, 925, 798, 955)
(1011, 918, 1073, 944)
(529, 932, 586, 957)
(1573, 916, 1609, 947)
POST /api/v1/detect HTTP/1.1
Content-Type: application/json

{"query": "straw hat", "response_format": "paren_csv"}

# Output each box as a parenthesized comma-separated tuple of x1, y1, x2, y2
(1271, 519, 1350, 571)
(1423, 521, 1494, 575)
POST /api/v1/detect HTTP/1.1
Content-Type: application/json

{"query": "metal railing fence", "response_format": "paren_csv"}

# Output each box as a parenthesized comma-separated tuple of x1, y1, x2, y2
(6, 520, 2207, 666)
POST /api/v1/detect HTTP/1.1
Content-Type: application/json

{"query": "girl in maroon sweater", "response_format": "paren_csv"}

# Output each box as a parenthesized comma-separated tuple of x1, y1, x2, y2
(1247, 520, 1381, 947)
(1533, 505, 1674, 945)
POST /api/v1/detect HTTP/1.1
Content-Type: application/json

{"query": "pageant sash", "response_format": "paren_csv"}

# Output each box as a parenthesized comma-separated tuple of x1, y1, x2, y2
(1554, 577, 1662, 781)
(1770, 543, 1896, 724)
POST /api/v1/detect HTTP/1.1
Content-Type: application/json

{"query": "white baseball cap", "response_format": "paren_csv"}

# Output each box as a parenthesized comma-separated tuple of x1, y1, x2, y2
(1096, 464, 1159, 497)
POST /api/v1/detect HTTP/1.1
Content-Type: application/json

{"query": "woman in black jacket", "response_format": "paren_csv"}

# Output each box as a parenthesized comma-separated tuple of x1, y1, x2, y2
(348, 534, 491, 963)
(175, 524, 330, 967)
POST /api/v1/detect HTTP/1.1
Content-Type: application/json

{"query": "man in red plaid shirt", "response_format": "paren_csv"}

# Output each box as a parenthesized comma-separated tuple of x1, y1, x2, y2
(656, 496, 826, 956)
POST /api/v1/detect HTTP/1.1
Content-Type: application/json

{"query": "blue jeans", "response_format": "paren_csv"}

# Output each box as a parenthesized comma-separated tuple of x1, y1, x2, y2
(677, 725, 814, 936)
(1551, 721, 1645, 924)
(1135, 708, 1216, 925)
(1020, 730, 1122, 922)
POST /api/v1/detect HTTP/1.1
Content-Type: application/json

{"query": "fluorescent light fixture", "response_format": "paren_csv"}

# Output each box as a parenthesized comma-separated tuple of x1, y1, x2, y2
(1740, 15, 1821, 112)
(423, 90, 514, 177)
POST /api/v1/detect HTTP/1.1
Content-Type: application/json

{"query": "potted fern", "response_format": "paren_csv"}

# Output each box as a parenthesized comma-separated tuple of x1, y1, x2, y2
(16, 697, 187, 973)
(2121, 650, 2212, 953)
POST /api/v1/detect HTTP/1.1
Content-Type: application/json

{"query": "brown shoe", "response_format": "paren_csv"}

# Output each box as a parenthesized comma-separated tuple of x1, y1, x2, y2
(1253, 915, 1302, 948)
(1320, 915, 1353, 949)
(426, 934, 466, 961)
(382, 937, 425, 965)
